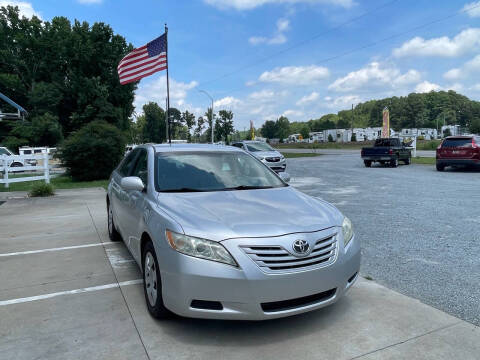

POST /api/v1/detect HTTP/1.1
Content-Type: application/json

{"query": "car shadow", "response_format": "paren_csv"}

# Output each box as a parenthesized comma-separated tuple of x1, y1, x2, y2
(158, 297, 352, 347)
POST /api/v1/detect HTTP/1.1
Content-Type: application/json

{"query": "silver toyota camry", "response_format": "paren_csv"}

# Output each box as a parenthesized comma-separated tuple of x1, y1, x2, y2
(107, 144, 360, 320)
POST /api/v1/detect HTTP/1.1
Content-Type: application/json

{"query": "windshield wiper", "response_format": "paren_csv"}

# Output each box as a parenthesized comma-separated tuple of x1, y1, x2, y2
(160, 187, 206, 193)
(222, 185, 274, 191)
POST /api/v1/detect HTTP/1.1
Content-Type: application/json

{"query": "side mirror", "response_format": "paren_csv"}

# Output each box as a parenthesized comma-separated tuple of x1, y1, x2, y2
(279, 172, 291, 183)
(121, 176, 145, 191)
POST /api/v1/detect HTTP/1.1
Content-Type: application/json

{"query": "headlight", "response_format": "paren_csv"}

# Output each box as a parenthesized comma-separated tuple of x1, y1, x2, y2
(342, 217, 354, 246)
(166, 230, 238, 267)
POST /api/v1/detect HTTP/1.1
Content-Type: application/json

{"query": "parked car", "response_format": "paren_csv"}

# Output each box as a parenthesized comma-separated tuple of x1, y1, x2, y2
(0, 146, 36, 169)
(231, 140, 286, 173)
(107, 144, 360, 320)
(436, 136, 480, 171)
(361, 138, 412, 167)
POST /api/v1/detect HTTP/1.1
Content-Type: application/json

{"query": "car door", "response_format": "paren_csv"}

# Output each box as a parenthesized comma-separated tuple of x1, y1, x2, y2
(122, 148, 149, 262)
(111, 149, 141, 237)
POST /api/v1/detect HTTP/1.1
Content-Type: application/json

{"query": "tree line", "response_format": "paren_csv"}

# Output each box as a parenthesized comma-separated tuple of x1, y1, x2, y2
(261, 91, 480, 141)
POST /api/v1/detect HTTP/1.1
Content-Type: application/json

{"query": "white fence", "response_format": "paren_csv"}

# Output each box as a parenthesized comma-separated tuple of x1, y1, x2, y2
(0, 153, 51, 189)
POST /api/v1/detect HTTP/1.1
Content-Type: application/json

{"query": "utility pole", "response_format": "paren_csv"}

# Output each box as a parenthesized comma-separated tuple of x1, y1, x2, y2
(351, 104, 354, 142)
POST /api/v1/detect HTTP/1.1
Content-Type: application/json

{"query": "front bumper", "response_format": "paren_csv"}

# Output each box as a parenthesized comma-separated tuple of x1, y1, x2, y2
(262, 159, 287, 172)
(158, 228, 361, 320)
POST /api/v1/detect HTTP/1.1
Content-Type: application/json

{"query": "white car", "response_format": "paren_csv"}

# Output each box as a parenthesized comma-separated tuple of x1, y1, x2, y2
(0, 146, 36, 169)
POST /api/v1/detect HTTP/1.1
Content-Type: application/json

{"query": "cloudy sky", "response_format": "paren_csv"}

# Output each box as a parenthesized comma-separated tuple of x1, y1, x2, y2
(5, 0, 480, 129)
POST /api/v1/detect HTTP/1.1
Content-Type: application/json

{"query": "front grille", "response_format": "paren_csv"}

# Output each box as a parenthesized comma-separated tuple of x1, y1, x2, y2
(241, 234, 337, 273)
(261, 288, 336, 312)
(265, 157, 281, 162)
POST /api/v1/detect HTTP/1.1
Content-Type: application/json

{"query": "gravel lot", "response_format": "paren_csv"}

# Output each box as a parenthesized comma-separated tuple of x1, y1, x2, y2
(287, 154, 480, 326)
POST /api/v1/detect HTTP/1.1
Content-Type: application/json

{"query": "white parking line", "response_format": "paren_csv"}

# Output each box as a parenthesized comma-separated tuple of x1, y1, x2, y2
(0, 279, 143, 306)
(0, 242, 118, 257)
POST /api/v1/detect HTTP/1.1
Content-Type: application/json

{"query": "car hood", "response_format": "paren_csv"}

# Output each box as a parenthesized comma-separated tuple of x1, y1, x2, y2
(155, 187, 343, 241)
(251, 151, 282, 158)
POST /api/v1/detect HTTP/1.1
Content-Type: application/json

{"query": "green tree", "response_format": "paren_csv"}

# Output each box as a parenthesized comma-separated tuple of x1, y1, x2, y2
(59, 121, 126, 181)
(0, 5, 136, 145)
(275, 116, 290, 140)
(182, 110, 196, 142)
(215, 110, 234, 143)
(142, 102, 166, 143)
(31, 113, 63, 146)
(194, 116, 206, 142)
(204, 107, 216, 142)
(328, 134, 334, 142)
(261, 120, 277, 139)
(300, 124, 310, 140)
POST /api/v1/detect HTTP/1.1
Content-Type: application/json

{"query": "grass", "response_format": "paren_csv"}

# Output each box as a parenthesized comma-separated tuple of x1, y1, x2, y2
(411, 157, 436, 165)
(0, 175, 109, 192)
(29, 183, 55, 197)
(282, 153, 322, 158)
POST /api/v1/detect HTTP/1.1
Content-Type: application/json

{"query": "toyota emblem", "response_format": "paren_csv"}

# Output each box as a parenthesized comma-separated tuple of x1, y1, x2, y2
(292, 239, 310, 255)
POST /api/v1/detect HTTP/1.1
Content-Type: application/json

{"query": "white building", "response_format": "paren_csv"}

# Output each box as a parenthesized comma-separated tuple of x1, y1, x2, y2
(441, 125, 461, 137)
(401, 128, 438, 140)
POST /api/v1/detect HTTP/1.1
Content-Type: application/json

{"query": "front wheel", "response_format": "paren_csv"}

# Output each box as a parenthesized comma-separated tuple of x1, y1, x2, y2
(364, 160, 372, 167)
(107, 203, 122, 242)
(143, 241, 171, 319)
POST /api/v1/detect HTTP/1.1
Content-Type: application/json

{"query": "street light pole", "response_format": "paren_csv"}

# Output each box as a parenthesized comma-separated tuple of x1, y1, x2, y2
(198, 89, 214, 144)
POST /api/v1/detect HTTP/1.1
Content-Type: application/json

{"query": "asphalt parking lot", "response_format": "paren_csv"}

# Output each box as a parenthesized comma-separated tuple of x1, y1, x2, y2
(287, 153, 480, 326)
(0, 160, 479, 359)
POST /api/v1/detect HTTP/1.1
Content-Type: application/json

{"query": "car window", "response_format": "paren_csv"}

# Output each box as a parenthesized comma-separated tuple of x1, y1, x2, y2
(131, 149, 148, 186)
(442, 138, 472, 148)
(118, 148, 140, 176)
(0, 148, 10, 156)
(232, 143, 243, 148)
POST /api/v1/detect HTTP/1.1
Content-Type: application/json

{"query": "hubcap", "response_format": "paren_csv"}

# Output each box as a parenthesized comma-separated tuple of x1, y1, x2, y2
(144, 252, 158, 307)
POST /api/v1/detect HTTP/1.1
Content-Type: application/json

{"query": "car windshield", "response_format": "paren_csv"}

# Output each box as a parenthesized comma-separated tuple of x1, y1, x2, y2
(245, 142, 274, 152)
(155, 151, 286, 192)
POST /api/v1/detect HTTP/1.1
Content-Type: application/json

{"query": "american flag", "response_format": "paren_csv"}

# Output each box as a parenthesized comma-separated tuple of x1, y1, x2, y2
(118, 34, 167, 85)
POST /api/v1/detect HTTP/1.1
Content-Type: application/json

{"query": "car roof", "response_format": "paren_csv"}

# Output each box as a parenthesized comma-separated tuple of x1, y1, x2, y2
(149, 143, 243, 153)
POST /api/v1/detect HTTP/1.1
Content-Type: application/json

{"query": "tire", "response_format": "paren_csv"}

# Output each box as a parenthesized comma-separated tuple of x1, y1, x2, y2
(107, 202, 122, 242)
(364, 160, 372, 167)
(142, 241, 171, 319)
(404, 156, 411, 165)
(390, 157, 399, 168)
(11, 162, 22, 167)
(436, 163, 445, 172)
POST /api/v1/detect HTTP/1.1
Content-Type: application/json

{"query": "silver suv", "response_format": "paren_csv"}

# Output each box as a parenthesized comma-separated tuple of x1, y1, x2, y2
(232, 141, 286, 172)
(107, 144, 360, 320)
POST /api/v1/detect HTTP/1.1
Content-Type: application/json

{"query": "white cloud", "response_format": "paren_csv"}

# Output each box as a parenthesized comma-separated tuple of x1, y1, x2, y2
(204, 0, 355, 11)
(462, 1, 480, 17)
(415, 81, 441, 93)
(77, 0, 103, 4)
(393, 28, 480, 58)
(0, 1, 41, 18)
(296, 91, 319, 105)
(214, 96, 242, 108)
(443, 54, 480, 80)
(283, 109, 304, 118)
(134, 76, 198, 113)
(328, 62, 420, 92)
(324, 94, 361, 108)
(471, 83, 480, 91)
(258, 65, 329, 85)
(249, 18, 289, 45)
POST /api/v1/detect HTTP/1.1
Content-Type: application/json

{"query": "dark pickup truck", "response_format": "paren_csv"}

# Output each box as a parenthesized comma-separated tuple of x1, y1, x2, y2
(361, 138, 412, 168)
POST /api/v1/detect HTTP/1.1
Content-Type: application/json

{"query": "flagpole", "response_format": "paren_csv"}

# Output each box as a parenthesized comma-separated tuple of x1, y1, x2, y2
(165, 23, 171, 144)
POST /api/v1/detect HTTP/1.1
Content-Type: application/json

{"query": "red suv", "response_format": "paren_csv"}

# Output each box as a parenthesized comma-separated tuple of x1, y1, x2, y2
(436, 136, 480, 171)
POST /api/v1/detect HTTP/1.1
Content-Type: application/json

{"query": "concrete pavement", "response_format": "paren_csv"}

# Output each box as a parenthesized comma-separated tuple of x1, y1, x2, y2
(0, 188, 478, 359)
(279, 148, 436, 157)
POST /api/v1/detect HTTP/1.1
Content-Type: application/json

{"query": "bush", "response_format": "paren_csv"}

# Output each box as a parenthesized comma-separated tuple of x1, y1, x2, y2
(351, 133, 357, 142)
(59, 121, 126, 181)
(328, 134, 334, 142)
(29, 182, 55, 197)
(417, 135, 425, 141)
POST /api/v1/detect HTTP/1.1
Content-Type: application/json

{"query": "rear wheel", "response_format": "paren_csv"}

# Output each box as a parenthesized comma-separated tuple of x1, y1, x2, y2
(436, 163, 445, 171)
(107, 202, 122, 242)
(390, 157, 399, 168)
(142, 241, 171, 319)
(364, 160, 372, 167)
